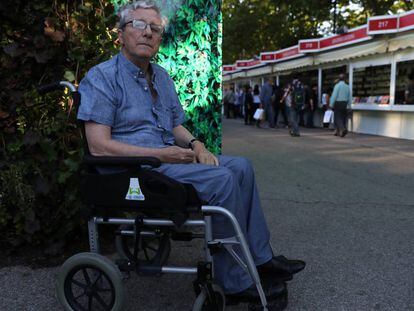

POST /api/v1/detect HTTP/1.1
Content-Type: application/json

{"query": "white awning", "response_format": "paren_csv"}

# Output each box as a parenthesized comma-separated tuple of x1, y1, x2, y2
(273, 56, 314, 72)
(388, 33, 414, 52)
(314, 40, 388, 65)
(246, 65, 272, 77)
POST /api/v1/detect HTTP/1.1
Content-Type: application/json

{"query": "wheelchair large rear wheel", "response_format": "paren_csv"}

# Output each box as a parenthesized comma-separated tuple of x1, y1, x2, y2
(115, 225, 171, 265)
(56, 252, 124, 311)
(192, 283, 226, 311)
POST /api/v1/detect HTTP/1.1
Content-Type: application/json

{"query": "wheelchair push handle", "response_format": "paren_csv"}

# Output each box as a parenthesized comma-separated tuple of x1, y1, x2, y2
(37, 81, 79, 107)
(37, 81, 77, 94)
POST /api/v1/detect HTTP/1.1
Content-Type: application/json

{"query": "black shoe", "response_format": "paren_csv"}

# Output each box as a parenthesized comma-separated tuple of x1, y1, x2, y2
(340, 129, 348, 137)
(226, 282, 286, 305)
(257, 255, 306, 277)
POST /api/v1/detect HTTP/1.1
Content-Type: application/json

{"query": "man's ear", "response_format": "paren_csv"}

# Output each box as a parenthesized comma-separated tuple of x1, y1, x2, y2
(117, 30, 124, 45)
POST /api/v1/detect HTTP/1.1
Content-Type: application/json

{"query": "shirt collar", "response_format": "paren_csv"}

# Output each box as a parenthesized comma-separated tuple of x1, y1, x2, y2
(118, 51, 157, 82)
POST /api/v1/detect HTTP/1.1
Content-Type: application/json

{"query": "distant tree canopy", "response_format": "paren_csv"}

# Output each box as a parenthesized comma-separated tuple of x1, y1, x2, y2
(223, 0, 414, 64)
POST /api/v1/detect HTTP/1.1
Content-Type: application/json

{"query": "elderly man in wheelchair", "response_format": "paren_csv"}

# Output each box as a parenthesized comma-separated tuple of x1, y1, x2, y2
(53, 1, 305, 310)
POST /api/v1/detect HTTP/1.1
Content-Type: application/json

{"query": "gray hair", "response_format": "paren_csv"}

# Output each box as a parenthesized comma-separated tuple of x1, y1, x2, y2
(118, 1, 163, 29)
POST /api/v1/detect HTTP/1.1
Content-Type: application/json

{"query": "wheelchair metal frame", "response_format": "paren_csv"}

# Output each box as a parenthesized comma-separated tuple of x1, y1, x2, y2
(88, 205, 269, 310)
(38, 81, 270, 310)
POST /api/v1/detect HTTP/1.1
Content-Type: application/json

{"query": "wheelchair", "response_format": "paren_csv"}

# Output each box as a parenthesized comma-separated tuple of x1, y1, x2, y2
(38, 81, 286, 311)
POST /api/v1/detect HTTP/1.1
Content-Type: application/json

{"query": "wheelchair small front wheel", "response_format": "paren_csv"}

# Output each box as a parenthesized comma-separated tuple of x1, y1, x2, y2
(192, 283, 226, 311)
(56, 252, 124, 311)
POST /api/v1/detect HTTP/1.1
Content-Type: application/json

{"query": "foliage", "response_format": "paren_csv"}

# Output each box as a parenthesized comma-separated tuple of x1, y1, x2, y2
(223, 0, 414, 64)
(0, 0, 118, 248)
(156, 0, 222, 154)
(0, 0, 221, 248)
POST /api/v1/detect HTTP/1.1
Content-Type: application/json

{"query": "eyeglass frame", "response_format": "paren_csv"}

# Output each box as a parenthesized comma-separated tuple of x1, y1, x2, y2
(121, 19, 165, 35)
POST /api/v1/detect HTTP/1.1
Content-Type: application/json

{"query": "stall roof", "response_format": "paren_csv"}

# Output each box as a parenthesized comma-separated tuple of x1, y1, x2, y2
(273, 56, 314, 72)
(314, 40, 388, 65)
(388, 32, 414, 52)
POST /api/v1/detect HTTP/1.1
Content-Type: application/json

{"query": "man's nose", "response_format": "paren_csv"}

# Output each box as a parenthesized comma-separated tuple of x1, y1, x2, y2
(143, 24, 153, 37)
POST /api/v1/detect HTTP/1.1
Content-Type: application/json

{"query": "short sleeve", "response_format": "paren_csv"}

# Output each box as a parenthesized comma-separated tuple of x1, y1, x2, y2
(77, 67, 117, 127)
(167, 76, 186, 127)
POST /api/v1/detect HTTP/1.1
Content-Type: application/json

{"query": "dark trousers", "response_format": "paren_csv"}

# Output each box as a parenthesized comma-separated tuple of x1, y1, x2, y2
(226, 103, 235, 118)
(244, 104, 254, 124)
(264, 102, 275, 127)
(333, 101, 347, 132)
(305, 107, 315, 128)
(287, 106, 300, 135)
(281, 103, 288, 125)
(298, 108, 305, 126)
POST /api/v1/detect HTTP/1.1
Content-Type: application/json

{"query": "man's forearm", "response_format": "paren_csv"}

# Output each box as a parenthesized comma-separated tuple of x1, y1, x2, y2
(172, 125, 196, 148)
(89, 138, 168, 159)
(84, 122, 167, 160)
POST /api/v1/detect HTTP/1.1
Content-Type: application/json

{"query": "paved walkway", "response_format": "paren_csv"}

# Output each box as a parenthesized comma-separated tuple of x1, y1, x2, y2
(1, 119, 414, 310)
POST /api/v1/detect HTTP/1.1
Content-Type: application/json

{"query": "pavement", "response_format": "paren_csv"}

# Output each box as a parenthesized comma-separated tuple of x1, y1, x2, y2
(1, 119, 414, 311)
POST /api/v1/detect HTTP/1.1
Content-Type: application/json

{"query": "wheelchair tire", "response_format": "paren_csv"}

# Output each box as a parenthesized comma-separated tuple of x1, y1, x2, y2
(115, 225, 171, 265)
(192, 283, 226, 311)
(56, 252, 124, 311)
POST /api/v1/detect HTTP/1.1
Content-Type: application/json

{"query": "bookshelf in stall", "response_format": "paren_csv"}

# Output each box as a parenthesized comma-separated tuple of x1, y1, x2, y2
(352, 65, 391, 105)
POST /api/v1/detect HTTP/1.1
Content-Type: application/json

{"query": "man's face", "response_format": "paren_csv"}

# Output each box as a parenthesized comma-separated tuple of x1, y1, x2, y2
(118, 8, 163, 61)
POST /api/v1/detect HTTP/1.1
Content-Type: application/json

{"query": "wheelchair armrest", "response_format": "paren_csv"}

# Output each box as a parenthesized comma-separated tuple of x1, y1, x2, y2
(83, 154, 161, 168)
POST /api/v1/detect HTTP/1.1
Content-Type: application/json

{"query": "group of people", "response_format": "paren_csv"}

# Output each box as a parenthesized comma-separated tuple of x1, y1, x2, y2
(223, 73, 351, 138)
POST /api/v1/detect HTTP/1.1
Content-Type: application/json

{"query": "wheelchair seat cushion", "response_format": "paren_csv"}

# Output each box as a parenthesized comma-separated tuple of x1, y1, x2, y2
(80, 168, 203, 224)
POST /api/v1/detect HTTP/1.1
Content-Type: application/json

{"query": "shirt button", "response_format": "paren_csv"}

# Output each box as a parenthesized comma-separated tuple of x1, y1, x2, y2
(134, 76, 137, 79)
(144, 87, 148, 91)
(157, 124, 162, 128)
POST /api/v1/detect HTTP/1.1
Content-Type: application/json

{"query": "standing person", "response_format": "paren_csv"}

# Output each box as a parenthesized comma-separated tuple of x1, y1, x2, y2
(272, 84, 284, 128)
(279, 89, 289, 128)
(281, 83, 300, 137)
(330, 73, 351, 137)
(224, 86, 236, 119)
(244, 85, 254, 125)
(253, 84, 262, 128)
(260, 77, 275, 128)
(235, 86, 244, 118)
(321, 87, 332, 128)
(305, 84, 317, 128)
(292, 76, 306, 127)
(77, 0, 305, 298)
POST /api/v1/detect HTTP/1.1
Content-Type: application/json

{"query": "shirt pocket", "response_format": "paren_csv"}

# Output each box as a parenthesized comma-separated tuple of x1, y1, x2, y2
(159, 106, 174, 131)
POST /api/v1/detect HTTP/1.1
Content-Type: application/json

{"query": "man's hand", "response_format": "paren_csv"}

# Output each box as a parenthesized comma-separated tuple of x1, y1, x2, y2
(193, 142, 219, 166)
(160, 146, 195, 164)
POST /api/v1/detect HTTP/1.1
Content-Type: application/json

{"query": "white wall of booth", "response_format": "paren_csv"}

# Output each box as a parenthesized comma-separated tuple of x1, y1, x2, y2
(223, 32, 414, 140)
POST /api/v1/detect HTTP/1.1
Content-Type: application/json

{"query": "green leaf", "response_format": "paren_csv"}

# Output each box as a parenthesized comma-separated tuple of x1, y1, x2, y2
(64, 71, 76, 82)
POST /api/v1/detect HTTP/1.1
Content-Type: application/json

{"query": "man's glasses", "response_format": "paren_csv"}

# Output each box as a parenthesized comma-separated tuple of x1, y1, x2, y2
(123, 19, 164, 35)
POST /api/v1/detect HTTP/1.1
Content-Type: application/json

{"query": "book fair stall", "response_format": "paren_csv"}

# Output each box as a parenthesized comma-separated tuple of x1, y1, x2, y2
(224, 9, 414, 140)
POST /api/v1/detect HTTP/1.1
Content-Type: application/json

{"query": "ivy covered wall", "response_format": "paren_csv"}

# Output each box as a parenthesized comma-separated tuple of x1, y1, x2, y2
(0, 0, 222, 248)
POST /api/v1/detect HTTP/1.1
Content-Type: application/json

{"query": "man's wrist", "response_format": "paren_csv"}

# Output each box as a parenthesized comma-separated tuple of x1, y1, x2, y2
(189, 138, 203, 150)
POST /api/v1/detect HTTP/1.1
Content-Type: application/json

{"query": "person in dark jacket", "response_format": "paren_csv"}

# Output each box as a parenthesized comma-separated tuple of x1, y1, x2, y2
(244, 85, 254, 125)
